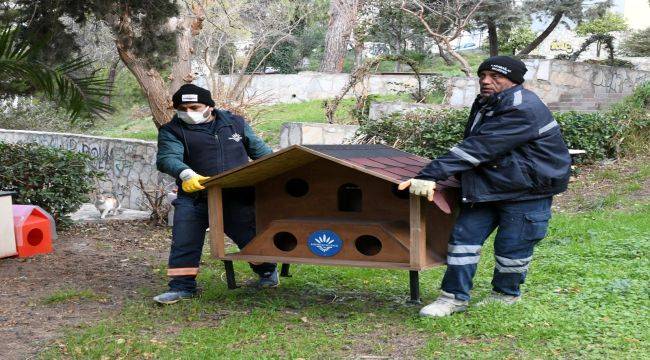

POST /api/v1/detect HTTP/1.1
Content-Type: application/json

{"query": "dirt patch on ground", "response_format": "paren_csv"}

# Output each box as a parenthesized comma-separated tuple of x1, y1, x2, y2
(553, 154, 650, 212)
(344, 325, 428, 360)
(0, 221, 170, 360)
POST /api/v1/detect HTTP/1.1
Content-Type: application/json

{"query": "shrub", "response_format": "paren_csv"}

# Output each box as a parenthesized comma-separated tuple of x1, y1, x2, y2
(0, 97, 94, 132)
(356, 108, 468, 159)
(554, 111, 620, 161)
(0, 142, 103, 227)
(582, 58, 635, 69)
(356, 82, 649, 163)
(607, 81, 650, 155)
(620, 27, 650, 57)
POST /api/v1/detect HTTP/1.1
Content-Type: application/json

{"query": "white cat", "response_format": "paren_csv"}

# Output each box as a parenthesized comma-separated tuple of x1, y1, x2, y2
(94, 193, 123, 219)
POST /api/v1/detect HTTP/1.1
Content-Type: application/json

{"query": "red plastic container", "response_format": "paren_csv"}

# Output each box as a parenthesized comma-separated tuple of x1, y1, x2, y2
(12, 205, 56, 258)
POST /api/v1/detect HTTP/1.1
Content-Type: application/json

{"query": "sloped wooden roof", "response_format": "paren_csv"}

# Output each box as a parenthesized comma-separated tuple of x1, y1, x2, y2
(203, 144, 432, 186)
(202, 144, 458, 213)
(303, 145, 432, 181)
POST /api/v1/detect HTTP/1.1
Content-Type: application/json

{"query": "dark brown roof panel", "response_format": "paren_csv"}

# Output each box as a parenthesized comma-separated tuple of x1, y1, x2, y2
(392, 156, 429, 166)
(372, 157, 407, 167)
(347, 157, 388, 168)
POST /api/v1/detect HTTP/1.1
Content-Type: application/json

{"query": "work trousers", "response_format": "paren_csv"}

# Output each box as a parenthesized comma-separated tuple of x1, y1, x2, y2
(441, 197, 553, 301)
(167, 191, 276, 292)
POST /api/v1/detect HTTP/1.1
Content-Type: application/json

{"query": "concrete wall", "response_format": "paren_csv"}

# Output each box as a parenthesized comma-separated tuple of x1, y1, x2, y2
(0, 129, 173, 210)
(279, 122, 360, 148)
(447, 59, 649, 112)
(219, 72, 437, 104)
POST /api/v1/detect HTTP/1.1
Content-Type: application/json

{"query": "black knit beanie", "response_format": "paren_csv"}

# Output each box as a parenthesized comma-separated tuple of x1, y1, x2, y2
(477, 56, 528, 84)
(172, 84, 215, 108)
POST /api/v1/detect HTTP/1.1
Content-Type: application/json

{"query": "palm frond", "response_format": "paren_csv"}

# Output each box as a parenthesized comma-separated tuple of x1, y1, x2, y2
(0, 27, 114, 120)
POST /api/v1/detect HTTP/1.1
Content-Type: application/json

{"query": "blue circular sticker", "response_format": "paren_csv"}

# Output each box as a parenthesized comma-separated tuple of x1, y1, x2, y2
(307, 230, 343, 257)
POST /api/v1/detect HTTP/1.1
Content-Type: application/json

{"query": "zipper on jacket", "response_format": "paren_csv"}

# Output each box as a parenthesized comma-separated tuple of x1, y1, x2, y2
(214, 133, 224, 173)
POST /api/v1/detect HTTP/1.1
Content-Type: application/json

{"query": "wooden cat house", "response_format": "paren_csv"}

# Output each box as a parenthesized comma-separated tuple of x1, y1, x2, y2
(202, 144, 459, 302)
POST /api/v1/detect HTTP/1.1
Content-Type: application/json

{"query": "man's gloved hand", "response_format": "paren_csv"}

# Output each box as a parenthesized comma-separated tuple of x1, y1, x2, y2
(398, 178, 436, 202)
(179, 169, 210, 193)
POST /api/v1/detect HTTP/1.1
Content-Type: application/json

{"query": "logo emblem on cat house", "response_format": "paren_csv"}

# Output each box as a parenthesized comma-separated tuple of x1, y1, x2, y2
(308, 230, 342, 257)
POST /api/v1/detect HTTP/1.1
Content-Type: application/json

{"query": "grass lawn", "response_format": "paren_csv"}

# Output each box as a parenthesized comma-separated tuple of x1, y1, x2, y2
(44, 201, 649, 359)
(89, 94, 412, 146)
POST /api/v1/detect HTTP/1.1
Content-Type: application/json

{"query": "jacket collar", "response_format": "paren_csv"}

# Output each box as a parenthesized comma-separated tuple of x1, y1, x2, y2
(478, 84, 523, 108)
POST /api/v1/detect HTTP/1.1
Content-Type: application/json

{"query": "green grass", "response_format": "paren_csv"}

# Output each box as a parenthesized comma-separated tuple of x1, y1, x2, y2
(44, 204, 649, 359)
(91, 116, 158, 141)
(44, 289, 103, 304)
(90, 94, 412, 145)
(253, 94, 410, 146)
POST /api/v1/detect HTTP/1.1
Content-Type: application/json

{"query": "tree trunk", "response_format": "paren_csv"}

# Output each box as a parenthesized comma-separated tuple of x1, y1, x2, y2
(115, 11, 174, 128)
(320, 0, 359, 73)
(394, 35, 403, 72)
(114, 4, 205, 128)
(116, 44, 174, 128)
(353, 38, 364, 69)
(443, 40, 472, 76)
(487, 19, 498, 56)
(170, 4, 205, 94)
(436, 41, 454, 65)
(102, 59, 120, 106)
(517, 12, 563, 56)
(169, 18, 195, 95)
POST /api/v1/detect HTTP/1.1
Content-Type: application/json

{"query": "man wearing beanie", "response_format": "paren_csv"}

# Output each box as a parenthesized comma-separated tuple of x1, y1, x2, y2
(399, 56, 571, 317)
(154, 83, 277, 304)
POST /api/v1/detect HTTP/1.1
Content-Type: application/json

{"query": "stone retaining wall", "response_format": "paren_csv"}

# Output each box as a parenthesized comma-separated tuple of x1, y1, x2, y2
(0, 129, 172, 210)
(218, 72, 439, 104)
(447, 59, 649, 112)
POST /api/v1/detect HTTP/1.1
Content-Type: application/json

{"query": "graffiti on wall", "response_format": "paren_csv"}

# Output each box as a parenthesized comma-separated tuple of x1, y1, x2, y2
(550, 40, 573, 54)
(0, 131, 170, 209)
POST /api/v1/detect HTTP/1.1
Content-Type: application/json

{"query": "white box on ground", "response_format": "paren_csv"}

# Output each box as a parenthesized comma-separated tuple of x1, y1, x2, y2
(0, 191, 17, 258)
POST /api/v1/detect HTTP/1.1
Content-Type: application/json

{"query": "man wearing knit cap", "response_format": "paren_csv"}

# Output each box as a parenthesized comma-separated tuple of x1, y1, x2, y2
(154, 84, 277, 304)
(399, 56, 571, 317)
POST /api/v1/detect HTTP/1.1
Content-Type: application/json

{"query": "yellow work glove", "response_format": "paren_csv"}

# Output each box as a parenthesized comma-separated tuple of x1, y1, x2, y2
(179, 169, 210, 193)
(398, 178, 436, 202)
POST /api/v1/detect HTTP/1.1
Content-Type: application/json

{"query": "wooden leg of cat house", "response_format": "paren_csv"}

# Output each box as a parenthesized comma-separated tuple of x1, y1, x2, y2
(207, 186, 239, 289)
(280, 263, 291, 277)
(408, 271, 421, 304)
(408, 194, 426, 304)
(207, 186, 226, 258)
(223, 260, 238, 289)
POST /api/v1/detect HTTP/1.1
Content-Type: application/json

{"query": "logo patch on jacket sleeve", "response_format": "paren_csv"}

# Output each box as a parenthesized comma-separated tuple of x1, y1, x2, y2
(228, 133, 243, 142)
(307, 230, 343, 257)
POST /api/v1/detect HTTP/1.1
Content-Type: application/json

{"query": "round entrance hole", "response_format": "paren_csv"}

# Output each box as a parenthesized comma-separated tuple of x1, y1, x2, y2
(273, 232, 298, 252)
(285, 178, 309, 197)
(27, 228, 43, 247)
(355, 235, 382, 256)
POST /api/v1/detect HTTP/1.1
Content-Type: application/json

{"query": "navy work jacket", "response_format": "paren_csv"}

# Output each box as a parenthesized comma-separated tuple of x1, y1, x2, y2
(416, 85, 572, 203)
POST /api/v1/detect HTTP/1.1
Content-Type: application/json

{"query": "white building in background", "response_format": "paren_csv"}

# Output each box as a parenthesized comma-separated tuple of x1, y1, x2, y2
(617, 0, 650, 30)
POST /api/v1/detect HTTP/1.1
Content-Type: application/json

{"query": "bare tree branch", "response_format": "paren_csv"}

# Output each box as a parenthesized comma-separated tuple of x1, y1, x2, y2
(401, 0, 484, 76)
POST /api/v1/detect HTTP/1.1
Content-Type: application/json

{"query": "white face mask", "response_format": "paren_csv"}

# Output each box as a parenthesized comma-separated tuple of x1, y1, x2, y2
(177, 107, 211, 124)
